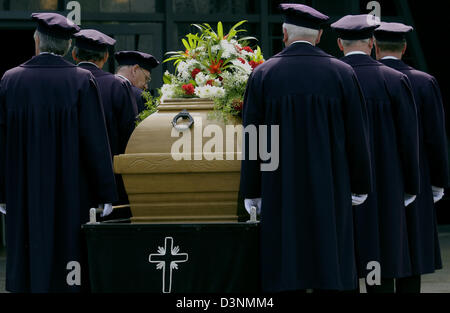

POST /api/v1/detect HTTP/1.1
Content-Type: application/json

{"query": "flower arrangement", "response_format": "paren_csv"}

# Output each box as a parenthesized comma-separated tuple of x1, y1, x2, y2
(160, 20, 265, 118)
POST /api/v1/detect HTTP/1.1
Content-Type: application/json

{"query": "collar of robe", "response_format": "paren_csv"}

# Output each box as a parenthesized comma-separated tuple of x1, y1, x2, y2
(78, 61, 112, 79)
(274, 41, 330, 59)
(22, 53, 76, 68)
(39, 51, 63, 57)
(379, 58, 412, 71)
(345, 51, 367, 56)
(291, 40, 314, 46)
(381, 56, 399, 60)
(342, 52, 382, 67)
(78, 61, 100, 69)
(116, 74, 131, 84)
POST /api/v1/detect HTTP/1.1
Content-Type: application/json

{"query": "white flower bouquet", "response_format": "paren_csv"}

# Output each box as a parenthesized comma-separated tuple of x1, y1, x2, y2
(160, 20, 265, 117)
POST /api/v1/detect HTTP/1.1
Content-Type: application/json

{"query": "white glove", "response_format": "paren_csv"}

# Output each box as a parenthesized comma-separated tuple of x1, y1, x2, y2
(0, 203, 5, 215)
(244, 198, 262, 215)
(99, 203, 113, 217)
(404, 194, 416, 207)
(432, 186, 444, 203)
(352, 194, 368, 206)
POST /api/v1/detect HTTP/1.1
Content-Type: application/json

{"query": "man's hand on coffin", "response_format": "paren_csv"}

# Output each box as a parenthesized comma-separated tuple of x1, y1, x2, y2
(352, 194, 368, 206)
(244, 198, 262, 215)
(99, 203, 113, 217)
(404, 194, 417, 207)
(432, 186, 445, 203)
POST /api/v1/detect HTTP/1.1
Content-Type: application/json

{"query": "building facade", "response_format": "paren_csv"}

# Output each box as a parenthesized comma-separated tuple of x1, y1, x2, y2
(0, 0, 426, 90)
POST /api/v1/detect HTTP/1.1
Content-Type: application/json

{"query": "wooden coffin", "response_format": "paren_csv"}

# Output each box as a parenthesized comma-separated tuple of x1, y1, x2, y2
(114, 98, 243, 223)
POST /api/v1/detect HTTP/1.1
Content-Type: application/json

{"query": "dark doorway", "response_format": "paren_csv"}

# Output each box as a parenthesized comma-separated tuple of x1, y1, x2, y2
(408, 3, 450, 224)
(0, 29, 35, 78)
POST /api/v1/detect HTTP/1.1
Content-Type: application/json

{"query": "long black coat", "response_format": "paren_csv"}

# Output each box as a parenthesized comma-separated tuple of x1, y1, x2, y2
(115, 75, 145, 114)
(131, 85, 146, 114)
(380, 58, 450, 276)
(0, 54, 118, 292)
(341, 54, 420, 279)
(240, 43, 372, 292)
(78, 62, 137, 206)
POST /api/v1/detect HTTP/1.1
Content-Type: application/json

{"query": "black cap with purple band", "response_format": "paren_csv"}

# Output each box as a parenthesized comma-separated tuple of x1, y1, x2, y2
(114, 51, 160, 72)
(31, 12, 80, 39)
(73, 29, 116, 52)
(374, 22, 414, 42)
(331, 14, 380, 40)
(279, 3, 329, 30)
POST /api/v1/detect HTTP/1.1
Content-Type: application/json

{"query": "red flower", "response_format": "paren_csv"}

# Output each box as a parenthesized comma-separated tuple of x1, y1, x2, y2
(206, 80, 215, 86)
(218, 76, 223, 82)
(249, 60, 263, 69)
(182, 83, 195, 95)
(243, 46, 254, 53)
(237, 57, 246, 64)
(232, 99, 243, 112)
(208, 59, 224, 74)
(191, 68, 201, 79)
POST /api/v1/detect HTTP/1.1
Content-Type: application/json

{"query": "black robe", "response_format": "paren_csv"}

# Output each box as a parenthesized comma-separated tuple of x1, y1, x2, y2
(78, 63, 136, 208)
(240, 43, 372, 292)
(131, 85, 146, 114)
(380, 58, 450, 276)
(341, 54, 420, 279)
(0, 54, 117, 292)
(115, 75, 145, 114)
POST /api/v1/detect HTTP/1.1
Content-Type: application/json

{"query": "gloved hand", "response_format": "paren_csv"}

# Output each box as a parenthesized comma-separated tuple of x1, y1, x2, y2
(244, 198, 262, 215)
(0, 203, 5, 215)
(99, 203, 113, 217)
(432, 186, 444, 203)
(404, 194, 416, 207)
(352, 194, 368, 206)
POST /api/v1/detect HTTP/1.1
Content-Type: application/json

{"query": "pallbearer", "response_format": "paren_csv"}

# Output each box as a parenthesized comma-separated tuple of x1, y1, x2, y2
(331, 15, 420, 293)
(240, 4, 372, 292)
(374, 22, 449, 293)
(0, 13, 117, 292)
(115, 51, 160, 114)
(72, 29, 137, 215)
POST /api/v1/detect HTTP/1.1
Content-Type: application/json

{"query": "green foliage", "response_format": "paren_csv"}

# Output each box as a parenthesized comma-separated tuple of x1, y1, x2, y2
(254, 46, 264, 62)
(136, 89, 161, 125)
(212, 82, 247, 122)
(164, 20, 252, 72)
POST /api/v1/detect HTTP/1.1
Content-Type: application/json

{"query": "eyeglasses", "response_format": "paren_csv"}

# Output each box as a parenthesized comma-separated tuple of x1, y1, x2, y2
(138, 67, 151, 85)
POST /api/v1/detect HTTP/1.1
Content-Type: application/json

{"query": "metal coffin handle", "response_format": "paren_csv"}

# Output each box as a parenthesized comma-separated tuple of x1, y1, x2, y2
(172, 109, 194, 132)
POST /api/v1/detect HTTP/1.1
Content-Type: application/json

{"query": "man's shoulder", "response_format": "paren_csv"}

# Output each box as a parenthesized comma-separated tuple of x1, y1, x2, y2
(382, 61, 433, 83)
(96, 70, 121, 82)
(407, 67, 435, 84)
(317, 56, 358, 79)
(2, 63, 95, 92)
(329, 56, 355, 72)
(73, 66, 96, 77)
(105, 72, 134, 91)
(131, 85, 143, 93)
(16, 58, 93, 75)
(3, 63, 90, 79)
(2, 66, 25, 80)
(379, 63, 409, 80)
(270, 48, 337, 63)
(68, 67, 98, 88)
(258, 50, 353, 74)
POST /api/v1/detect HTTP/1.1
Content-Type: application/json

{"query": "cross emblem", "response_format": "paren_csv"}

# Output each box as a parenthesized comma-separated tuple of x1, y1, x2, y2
(149, 237, 188, 293)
